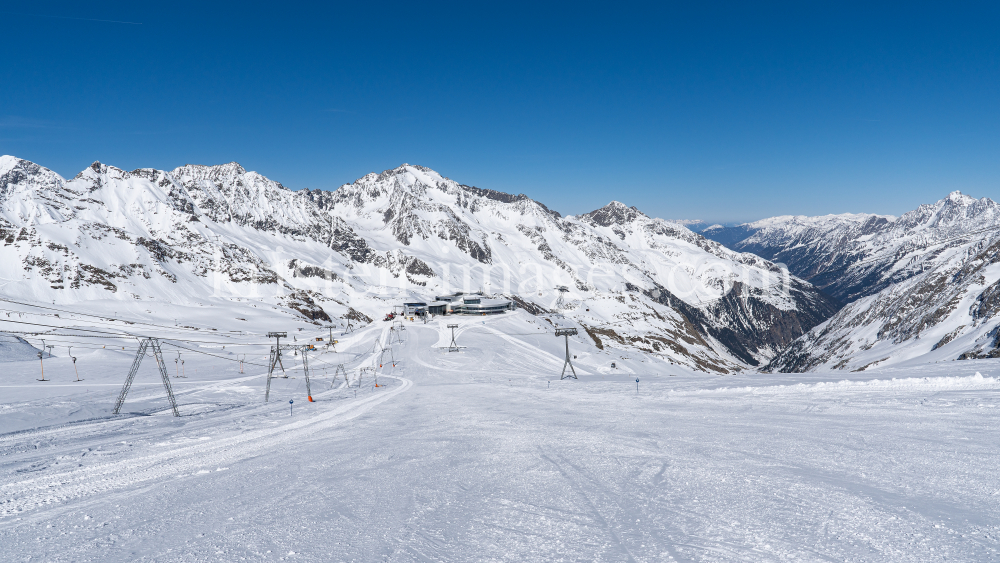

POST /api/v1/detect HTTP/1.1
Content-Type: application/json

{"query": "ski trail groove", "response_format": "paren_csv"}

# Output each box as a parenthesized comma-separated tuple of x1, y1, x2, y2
(0, 375, 412, 520)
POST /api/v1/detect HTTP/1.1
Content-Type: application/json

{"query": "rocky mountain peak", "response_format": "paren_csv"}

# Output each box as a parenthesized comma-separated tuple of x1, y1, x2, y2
(583, 201, 647, 227)
(899, 190, 1000, 232)
(945, 190, 975, 204)
(79, 161, 130, 180)
(0, 156, 55, 182)
(0, 155, 35, 175)
(0, 156, 66, 205)
(171, 162, 250, 184)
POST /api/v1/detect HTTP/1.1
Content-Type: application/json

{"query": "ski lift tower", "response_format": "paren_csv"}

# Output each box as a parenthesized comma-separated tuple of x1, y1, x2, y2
(555, 286, 570, 310)
(447, 324, 460, 352)
(325, 325, 338, 351)
(113, 337, 180, 416)
(298, 344, 314, 402)
(265, 331, 288, 402)
(554, 327, 579, 379)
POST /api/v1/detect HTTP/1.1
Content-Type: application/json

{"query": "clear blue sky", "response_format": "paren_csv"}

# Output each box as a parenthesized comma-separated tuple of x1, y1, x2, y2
(2, 1, 998, 223)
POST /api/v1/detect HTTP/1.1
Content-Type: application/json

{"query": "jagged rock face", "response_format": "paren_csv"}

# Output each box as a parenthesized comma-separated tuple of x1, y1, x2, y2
(582, 201, 645, 227)
(0, 156, 840, 372)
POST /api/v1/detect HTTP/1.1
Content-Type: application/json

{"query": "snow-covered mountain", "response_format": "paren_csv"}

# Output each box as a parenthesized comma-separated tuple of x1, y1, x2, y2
(309, 167, 837, 367)
(701, 192, 1000, 371)
(0, 156, 838, 372)
(768, 229, 1000, 372)
(703, 192, 1000, 304)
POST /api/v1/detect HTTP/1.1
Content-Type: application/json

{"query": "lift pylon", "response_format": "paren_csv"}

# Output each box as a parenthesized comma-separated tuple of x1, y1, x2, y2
(265, 331, 288, 402)
(113, 337, 180, 416)
(331, 364, 348, 387)
(447, 324, 460, 352)
(555, 327, 579, 379)
(300, 344, 314, 402)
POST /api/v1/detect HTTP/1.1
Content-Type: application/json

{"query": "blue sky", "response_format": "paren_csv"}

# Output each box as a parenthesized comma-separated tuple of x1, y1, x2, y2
(2, 1, 998, 223)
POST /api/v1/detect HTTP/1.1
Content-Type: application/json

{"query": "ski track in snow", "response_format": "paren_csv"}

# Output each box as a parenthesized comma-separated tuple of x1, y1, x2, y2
(0, 375, 412, 519)
(0, 314, 998, 561)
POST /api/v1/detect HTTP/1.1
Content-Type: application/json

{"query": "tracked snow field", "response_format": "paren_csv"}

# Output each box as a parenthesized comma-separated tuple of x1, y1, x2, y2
(1, 313, 999, 562)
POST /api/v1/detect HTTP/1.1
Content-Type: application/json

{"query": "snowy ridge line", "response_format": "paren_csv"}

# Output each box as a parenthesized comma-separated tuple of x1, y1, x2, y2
(668, 373, 998, 397)
(0, 375, 412, 521)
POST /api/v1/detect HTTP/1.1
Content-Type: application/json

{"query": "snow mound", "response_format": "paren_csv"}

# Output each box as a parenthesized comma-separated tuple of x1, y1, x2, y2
(0, 333, 44, 362)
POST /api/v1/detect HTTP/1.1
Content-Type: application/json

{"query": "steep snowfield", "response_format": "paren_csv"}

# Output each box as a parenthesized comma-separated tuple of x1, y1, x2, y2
(0, 157, 837, 371)
(1, 310, 997, 561)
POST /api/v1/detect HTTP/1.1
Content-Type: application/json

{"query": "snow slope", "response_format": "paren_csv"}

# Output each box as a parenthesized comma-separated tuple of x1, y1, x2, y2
(1, 311, 997, 561)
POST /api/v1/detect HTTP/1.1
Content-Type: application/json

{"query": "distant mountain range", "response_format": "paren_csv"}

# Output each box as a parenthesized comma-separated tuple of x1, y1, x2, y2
(703, 192, 1000, 371)
(2, 154, 998, 373)
(0, 156, 839, 373)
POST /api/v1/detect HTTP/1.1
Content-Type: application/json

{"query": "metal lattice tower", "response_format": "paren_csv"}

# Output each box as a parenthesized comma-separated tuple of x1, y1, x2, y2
(113, 337, 180, 416)
(555, 327, 579, 379)
(326, 325, 338, 351)
(447, 324, 460, 352)
(264, 332, 288, 402)
(331, 364, 348, 387)
(386, 344, 396, 367)
(300, 344, 314, 402)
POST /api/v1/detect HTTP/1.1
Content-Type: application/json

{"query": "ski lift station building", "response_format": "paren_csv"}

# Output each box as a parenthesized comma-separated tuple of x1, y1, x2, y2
(403, 293, 514, 316)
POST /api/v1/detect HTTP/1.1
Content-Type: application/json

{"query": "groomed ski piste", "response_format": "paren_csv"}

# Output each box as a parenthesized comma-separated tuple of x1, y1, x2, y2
(1, 304, 999, 562)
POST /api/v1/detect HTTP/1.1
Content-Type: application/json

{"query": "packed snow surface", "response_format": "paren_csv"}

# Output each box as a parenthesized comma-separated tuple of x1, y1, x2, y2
(1, 309, 998, 562)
